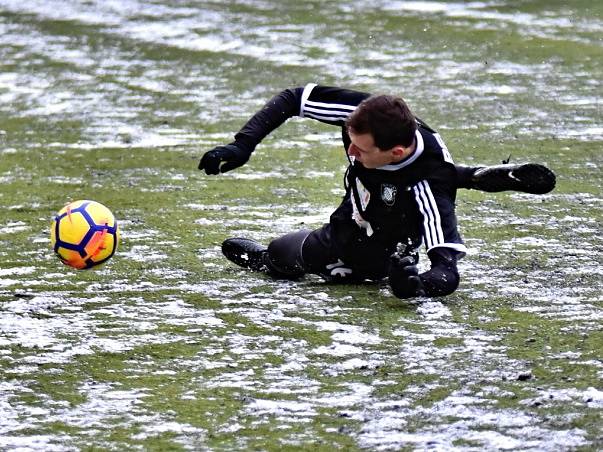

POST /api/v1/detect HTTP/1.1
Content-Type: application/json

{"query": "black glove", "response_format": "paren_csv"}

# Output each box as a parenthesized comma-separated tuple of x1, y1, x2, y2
(388, 254, 426, 299)
(198, 143, 251, 175)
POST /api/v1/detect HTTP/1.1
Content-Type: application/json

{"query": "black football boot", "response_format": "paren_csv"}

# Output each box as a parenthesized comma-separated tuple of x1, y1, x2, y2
(221, 237, 269, 272)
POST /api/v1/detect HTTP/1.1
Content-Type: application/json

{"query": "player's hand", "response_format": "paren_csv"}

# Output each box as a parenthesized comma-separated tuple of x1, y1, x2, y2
(388, 254, 426, 299)
(198, 143, 251, 175)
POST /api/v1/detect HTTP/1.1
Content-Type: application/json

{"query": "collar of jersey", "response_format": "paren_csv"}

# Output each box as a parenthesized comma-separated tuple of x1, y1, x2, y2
(376, 130, 424, 171)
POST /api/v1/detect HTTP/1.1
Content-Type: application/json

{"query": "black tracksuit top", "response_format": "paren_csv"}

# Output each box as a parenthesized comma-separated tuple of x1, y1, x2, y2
(233, 83, 467, 262)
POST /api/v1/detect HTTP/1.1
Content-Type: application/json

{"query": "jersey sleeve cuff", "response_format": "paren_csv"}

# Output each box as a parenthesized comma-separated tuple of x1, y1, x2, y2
(427, 243, 467, 258)
(299, 83, 317, 117)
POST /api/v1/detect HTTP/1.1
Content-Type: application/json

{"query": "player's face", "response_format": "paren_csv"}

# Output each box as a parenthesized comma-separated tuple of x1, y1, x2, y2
(347, 131, 398, 169)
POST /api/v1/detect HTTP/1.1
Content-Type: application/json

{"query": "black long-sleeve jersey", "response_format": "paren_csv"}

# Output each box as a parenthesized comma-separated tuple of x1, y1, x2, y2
(233, 83, 467, 264)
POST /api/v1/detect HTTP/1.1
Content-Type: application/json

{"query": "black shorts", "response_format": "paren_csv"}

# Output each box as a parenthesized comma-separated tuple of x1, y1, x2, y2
(301, 223, 399, 282)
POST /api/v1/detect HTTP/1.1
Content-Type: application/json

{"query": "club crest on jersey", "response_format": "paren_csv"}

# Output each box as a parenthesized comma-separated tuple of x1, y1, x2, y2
(381, 183, 397, 206)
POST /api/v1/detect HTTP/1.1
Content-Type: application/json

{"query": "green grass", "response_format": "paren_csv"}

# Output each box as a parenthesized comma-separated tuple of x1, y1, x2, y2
(1, 0, 602, 450)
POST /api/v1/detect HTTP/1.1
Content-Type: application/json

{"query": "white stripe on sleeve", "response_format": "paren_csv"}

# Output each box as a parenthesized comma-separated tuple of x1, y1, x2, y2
(300, 90, 357, 121)
(413, 180, 444, 250)
(304, 100, 357, 112)
(304, 111, 352, 122)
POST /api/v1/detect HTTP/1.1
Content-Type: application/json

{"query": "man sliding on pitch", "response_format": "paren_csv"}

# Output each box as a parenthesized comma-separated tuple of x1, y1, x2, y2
(198, 84, 555, 299)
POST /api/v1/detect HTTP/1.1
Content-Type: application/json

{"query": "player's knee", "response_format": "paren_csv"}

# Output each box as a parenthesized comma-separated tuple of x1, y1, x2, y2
(267, 230, 310, 277)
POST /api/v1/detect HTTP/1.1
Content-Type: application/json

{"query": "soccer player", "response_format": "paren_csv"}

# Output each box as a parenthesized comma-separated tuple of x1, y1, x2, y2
(198, 84, 555, 299)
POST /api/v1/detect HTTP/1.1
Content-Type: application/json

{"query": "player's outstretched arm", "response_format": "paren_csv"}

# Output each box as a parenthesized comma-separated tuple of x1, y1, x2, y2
(198, 87, 304, 175)
(455, 162, 556, 194)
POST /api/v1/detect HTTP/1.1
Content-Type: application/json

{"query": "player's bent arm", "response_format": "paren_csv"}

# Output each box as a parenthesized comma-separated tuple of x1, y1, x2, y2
(392, 174, 464, 298)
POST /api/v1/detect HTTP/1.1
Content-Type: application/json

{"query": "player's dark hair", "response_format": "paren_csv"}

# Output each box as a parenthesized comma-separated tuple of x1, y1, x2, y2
(346, 94, 417, 150)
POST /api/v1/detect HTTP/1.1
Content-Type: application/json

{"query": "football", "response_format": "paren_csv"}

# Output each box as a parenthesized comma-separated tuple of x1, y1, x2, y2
(50, 200, 119, 270)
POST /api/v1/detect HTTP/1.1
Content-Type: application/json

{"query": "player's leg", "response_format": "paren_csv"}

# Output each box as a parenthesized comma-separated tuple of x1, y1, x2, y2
(267, 229, 310, 278)
(300, 226, 359, 282)
(456, 163, 556, 194)
(221, 225, 365, 282)
(221, 230, 309, 279)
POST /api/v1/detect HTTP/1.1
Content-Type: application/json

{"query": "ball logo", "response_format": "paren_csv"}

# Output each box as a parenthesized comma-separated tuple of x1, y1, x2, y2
(381, 184, 397, 206)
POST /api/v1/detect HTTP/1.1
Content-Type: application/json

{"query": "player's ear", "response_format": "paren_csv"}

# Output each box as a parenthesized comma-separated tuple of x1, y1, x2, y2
(391, 145, 407, 158)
